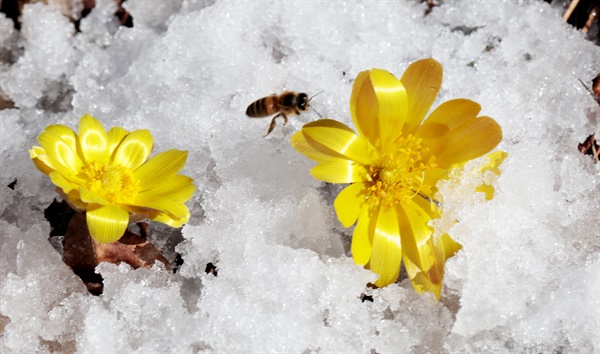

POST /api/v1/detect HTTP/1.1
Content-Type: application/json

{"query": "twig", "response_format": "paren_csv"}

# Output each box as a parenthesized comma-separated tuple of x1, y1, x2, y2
(563, 0, 580, 21)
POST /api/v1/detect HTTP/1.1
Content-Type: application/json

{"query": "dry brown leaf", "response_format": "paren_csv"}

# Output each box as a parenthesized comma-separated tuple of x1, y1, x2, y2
(63, 212, 170, 295)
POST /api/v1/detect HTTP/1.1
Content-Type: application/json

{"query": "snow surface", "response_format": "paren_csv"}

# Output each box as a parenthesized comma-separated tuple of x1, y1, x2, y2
(1, 0, 599, 352)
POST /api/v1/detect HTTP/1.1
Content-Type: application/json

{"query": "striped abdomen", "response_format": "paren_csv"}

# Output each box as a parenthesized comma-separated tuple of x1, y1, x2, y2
(246, 95, 279, 118)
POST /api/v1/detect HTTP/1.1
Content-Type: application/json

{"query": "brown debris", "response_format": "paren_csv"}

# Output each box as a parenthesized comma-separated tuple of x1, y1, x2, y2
(62, 212, 170, 295)
(18, 0, 75, 19)
(579, 75, 600, 105)
(3, 0, 132, 29)
(562, 0, 600, 43)
(563, 0, 580, 21)
(81, 0, 133, 27)
(93, 230, 169, 269)
(421, 0, 441, 16)
(578, 133, 599, 164)
(205, 262, 218, 276)
(0, 314, 10, 334)
(62, 213, 103, 294)
(593, 74, 600, 98)
(360, 293, 374, 303)
(583, 5, 599, 33)
(0, 91, 15, 110)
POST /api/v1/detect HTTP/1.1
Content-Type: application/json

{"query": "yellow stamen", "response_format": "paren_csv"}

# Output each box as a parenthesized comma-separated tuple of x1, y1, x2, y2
(79, 162, 140, 204)
(367, 135, 437, 208)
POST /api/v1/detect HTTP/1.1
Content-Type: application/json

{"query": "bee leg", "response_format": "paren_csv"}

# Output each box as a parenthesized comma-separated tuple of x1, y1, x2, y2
(264, 113, 288, 137)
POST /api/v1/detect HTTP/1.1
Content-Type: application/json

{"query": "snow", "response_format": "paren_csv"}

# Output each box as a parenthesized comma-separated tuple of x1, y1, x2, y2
(1, 0, 599, 352)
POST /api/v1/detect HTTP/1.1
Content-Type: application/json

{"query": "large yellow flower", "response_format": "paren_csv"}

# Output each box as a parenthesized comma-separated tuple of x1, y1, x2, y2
(291, 58, 502, 299)
(30, 114, 195, 243)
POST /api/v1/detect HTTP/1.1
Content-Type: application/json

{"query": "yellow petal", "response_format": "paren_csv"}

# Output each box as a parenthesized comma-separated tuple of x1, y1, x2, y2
(400, 58, 443, 134)
(371, 206, 402, 287)
(49, 171, 77, 194)
(78, 114, 110, 164)
(350, 69, 408, 147)
(136, 174, 195, 203)
(128, 203, 190, 227)
(86, 203, 130, 243)
(150, 208, 190, 228)
(301, 119, 377, 165)
(418, 99, 482, 134)
(351, 203, 377, 266)
(415, 99, 480, 164)
(37, 125, 84, 177)
(415, 99, 481, 149)
(45, 124, 78, 150)
(79, 188, 109, 205)
(120, 204, 152, 216)
(350, 70, 378, 144)
(30, 146, 54, 175)
(396, 197, 438, 273)
(134, 149, 188, 191)
(128, 195, 190, 219)
(29, 145, 45, 157)
(334, 182, 367, 227)
(434, 116, 503, 167)
(310, 160, 369, 183)
(403, 251, 442, 300)
(369, 69, 408, 146)
(423, 168, 450, 194)
(65, 190, 88, 211)
(438, 233, 462, 259)
(29, 124, 82, 176)
(107, 126, 129, 157)
(290, 130, 341, 163)
(404, 233, 462, 301)
(112, 129, 153, 170)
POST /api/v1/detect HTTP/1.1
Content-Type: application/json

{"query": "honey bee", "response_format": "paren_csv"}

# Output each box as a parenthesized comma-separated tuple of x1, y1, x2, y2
(246, 91, 321, 137)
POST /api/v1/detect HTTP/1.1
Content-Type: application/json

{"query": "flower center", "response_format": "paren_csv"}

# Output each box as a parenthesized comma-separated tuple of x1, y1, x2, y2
(367, 135, 436, 208)
(79, 162, 140, 204)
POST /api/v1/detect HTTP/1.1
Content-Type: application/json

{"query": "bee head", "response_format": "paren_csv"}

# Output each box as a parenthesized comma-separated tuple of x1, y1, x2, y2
(297, 93, 309, 111)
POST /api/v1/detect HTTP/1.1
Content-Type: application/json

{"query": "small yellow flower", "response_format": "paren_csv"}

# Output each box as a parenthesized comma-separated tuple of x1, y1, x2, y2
(30, 114, 195, 243)
(291, 58, 503, 299)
